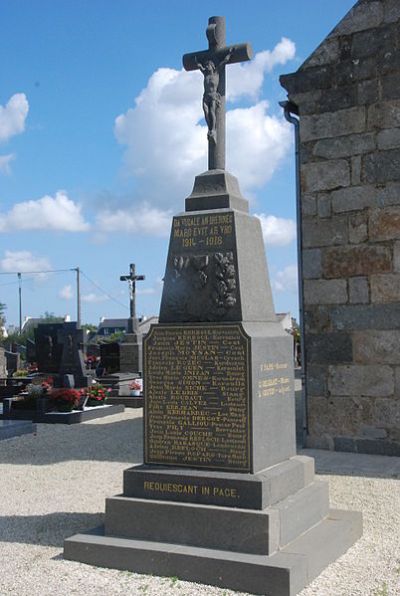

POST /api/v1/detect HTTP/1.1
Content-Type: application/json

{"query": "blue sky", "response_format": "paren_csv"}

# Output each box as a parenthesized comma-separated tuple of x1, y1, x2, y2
(0, 0, 355, 328)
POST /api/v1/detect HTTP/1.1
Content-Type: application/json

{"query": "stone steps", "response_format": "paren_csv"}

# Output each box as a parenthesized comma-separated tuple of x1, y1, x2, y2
(64, 508, 362, 596)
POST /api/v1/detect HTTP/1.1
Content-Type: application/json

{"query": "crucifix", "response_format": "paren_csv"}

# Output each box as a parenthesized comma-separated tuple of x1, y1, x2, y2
(183, 16, 252, 171)
(120, 263, 145, 334)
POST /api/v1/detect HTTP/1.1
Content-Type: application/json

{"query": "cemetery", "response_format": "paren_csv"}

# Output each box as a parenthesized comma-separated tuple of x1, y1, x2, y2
(1, 1, 400, 595)
(0, 321, 125, 424)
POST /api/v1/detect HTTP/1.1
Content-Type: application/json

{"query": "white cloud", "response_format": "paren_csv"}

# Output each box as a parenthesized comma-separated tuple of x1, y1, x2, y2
(0, 93, 29, 143)
(59, 284, 73, 300)
(115, 67, 205, 205)
(96, 203, 171, 237)
(82, 293, 108, 303)
(137, 287, 156, 295)
(273, 264, 298, 293)
(0, 191, 90, 232)
(0, 153, 15, 175)
(256, 213, 296, 246)
(228, 38, 296, 102)
(0, 250, 51, 274)
(114, 41, 296, 211)
(227, 102, 292, 193)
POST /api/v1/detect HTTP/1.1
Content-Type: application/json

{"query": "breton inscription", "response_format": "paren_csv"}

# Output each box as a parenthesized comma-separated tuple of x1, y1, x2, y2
(258, 362, 291, 398)
(160, 212, 242, 322)
(173, 212, 234, 250)
(144, 324, 251, 472)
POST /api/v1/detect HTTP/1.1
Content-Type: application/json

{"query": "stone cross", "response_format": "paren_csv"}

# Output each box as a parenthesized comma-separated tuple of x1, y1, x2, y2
(120, 263, 145, 334)
(183, 16, 252, 171)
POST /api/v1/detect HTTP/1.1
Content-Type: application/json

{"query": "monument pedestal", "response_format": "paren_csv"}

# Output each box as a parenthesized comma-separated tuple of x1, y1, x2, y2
(65, 184, 362, 593)
(65, 453, 361, 595)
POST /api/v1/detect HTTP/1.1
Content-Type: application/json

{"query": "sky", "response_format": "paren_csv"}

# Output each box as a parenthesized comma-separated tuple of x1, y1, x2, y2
(0, 0, 356, 328)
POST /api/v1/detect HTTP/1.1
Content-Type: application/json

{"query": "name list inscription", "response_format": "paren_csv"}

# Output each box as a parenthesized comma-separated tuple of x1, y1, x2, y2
(144, 324, 251, 472)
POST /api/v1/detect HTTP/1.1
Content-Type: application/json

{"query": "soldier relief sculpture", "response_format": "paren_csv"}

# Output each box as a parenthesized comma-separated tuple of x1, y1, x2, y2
(166, 251, 238, 321)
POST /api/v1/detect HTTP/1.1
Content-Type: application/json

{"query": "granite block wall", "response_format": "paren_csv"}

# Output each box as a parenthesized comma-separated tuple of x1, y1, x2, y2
(281, 0, 400, 455)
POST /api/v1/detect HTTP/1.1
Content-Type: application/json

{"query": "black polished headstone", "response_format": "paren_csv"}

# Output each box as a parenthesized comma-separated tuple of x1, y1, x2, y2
(100, 343, 120, 374)
(34, 323, 64, 373)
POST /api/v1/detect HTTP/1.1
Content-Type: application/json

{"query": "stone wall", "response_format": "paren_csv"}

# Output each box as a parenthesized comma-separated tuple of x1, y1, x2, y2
(281, 0, 400, 455)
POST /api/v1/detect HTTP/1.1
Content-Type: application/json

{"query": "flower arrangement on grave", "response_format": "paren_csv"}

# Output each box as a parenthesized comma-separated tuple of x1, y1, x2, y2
(129, 379, 143, 396)
(13, 369, 29, 377)
(13, 377, 54, 410)
(48, 388, 83, 412)
(84, 383, 110, 407)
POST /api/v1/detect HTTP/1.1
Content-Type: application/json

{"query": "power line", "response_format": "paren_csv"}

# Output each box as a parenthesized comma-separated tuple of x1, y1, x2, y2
(80, 269, 129, 310)
(0, 268, 74, 275)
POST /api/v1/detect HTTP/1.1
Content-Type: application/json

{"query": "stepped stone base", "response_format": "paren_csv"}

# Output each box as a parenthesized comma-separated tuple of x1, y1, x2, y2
(64, 455, 362, 595)
(65, 509, 361, 596)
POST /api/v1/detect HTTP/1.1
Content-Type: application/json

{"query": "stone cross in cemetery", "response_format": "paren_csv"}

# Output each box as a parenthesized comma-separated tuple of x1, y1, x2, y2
(183, 16, 252, 170)
(119, 263, 145, 334)
(65, 15, 361, 596)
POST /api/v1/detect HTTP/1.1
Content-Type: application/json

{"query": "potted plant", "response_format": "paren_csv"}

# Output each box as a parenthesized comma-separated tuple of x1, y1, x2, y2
(130, 379, 142, 396)
(84, 383, 110, 407)
(48, 388, 82, 412)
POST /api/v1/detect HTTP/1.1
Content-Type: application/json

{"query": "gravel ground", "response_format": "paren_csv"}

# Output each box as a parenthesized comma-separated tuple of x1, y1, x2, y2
(0, 409, 399, 596)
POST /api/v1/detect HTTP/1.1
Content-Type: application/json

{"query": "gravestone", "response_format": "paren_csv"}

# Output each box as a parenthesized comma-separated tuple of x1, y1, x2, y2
(99, 342, 120, 374)
(100, 338, 141, 375)
(5, 350, 20, 376)
(34, 323, 64, 373)
(57, 322, 90, 387)
(65, 16, 361, 596)
(25, 339, 36, 364)
(35, 322, 91, 387)
(0, 347, 6, 378)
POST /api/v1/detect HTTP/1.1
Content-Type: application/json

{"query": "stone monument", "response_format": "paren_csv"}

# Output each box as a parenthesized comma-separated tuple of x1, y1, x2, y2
(65, 16, 361, 595)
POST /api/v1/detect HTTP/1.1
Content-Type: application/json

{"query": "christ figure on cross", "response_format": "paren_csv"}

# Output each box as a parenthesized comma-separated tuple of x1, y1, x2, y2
(183, 16, 252, 170)
(196, 47, 235, 144)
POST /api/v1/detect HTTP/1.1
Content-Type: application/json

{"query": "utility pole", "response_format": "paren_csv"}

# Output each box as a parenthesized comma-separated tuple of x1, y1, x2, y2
(76, 267, 81, 328)
(18, 272, 22, 333)
(120, 263, 145, 334)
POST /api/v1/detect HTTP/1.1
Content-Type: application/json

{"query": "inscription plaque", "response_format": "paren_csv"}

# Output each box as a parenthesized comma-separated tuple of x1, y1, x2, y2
(144, 324, 251, 472)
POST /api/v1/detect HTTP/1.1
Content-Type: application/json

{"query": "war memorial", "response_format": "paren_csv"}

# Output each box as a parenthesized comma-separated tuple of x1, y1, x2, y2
(64, 16, 362, 596)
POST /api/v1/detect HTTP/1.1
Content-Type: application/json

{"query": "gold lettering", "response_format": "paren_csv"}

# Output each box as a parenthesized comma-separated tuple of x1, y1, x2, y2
(145, 325, 250, 471)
